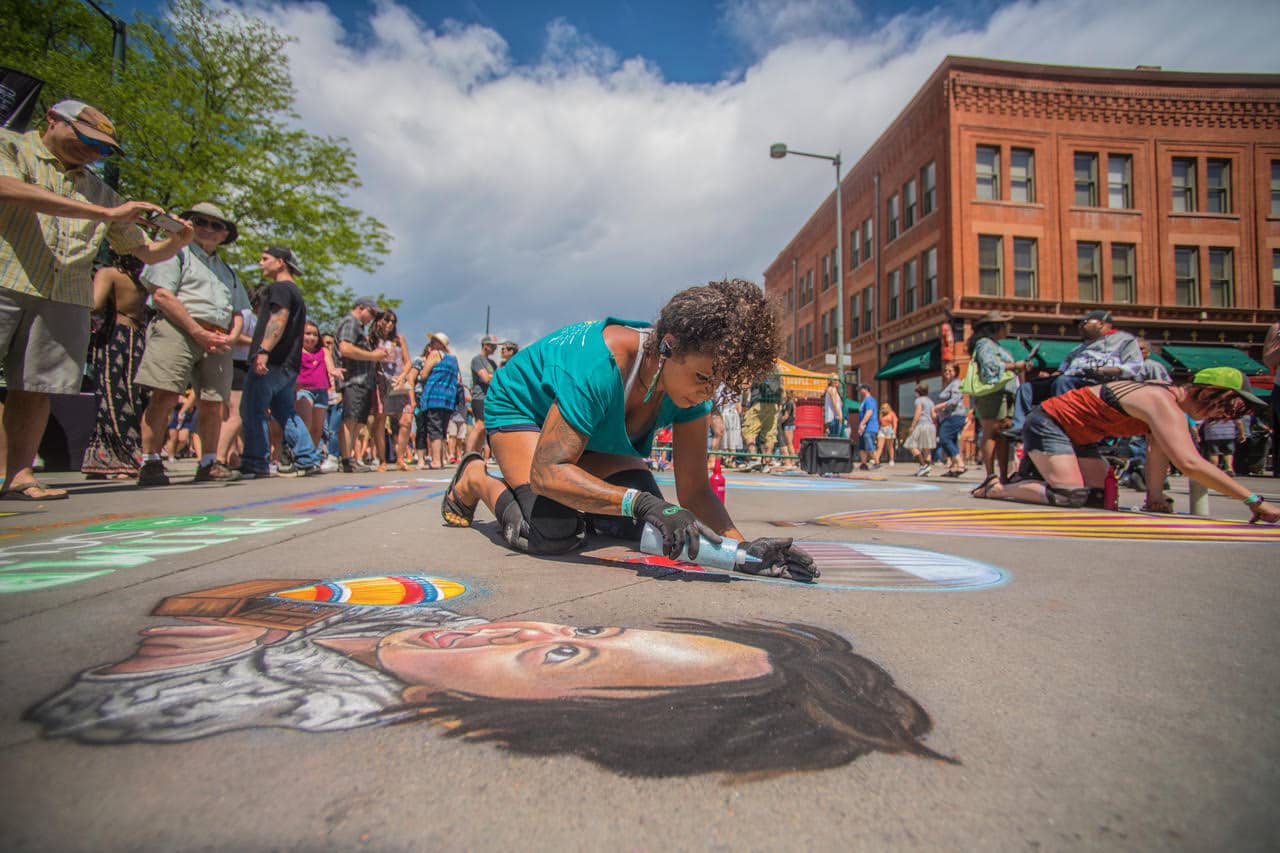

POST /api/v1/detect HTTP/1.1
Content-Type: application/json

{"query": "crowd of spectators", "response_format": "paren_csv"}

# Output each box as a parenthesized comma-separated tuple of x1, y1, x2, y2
(0, 98, 523, 497)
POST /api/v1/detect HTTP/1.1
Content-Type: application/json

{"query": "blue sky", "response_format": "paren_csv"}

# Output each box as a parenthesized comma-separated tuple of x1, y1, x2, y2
(109, 0, 1280, 364)
(118, 0, 1010, 84)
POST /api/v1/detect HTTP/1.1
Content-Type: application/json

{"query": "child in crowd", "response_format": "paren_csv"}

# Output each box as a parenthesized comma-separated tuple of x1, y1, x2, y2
(295, 321, 343, 469)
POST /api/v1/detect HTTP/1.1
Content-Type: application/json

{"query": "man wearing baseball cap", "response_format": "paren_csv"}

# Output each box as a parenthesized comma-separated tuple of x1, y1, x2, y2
(0, 100, 193, 501)
(465, 334, 501, 454)
(1008, 308, 1143, 438)
(134, 201, 251, 486)
(334, 294, 393, 472)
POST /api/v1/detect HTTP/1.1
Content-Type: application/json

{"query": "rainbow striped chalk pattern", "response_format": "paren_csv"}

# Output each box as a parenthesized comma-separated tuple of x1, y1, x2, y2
(818, 508, 1280, 543)
(273, 575, 466, 605)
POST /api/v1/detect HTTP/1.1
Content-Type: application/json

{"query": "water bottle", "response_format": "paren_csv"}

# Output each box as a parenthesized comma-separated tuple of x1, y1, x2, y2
(709, 456, 726, 505)
(639, 523, 761, 571)
(1103, 466, 1119, 511)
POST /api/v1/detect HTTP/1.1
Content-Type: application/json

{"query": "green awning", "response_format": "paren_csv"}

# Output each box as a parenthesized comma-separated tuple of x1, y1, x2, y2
(1146, 351, 1174, 372)
(1161, 344, 1268, 376)
(1254, 386, 1272, 401)
(1026, 339, 1080, 370)
(875, 340, 940, 380)
(998, 338, 1031, 361)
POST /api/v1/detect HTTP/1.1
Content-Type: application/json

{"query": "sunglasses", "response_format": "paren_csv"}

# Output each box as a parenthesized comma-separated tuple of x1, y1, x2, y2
(64, 121, 117, 157)
(192, 216, 229, 232)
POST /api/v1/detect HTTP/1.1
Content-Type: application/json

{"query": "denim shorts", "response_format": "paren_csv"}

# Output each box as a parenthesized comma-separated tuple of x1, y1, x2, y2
(296, 387, 330, 408)
(858, 430, 878, 453)
(1023, 408, 1100, 458)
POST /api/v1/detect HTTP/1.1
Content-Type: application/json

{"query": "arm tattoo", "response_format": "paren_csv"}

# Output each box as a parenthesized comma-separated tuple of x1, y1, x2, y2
(260, 308, 289, 351)
(531, 413, 624, 515)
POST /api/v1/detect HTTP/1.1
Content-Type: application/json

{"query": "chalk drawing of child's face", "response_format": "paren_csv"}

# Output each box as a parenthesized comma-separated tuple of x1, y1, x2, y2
(317, 620, 772, 701)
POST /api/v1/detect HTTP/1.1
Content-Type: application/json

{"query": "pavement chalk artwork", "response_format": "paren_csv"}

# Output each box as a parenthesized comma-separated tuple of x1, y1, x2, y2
(654, 472, 940, 493)
(588, 542, 1006, 591)
(0, 514, 311, 593)
(818, 508, 1280, 542)
(26, 575, 953, 777)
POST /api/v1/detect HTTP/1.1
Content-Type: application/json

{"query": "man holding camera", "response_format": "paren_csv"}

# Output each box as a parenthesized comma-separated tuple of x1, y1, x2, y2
(0, 100, 192, 501)
(135, 202, 251, 486)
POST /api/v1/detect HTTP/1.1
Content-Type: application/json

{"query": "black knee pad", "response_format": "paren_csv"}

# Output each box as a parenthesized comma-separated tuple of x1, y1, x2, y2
(587, 468, 663, 541)
(1044, 485, 1091, 507)
(494, 484, 582, 555)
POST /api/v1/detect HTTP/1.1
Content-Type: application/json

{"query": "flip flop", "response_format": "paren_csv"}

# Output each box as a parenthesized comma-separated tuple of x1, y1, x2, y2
(441, 452, 484, 527)
(1, 480, 69, 501)
(969, 474, 998, 498)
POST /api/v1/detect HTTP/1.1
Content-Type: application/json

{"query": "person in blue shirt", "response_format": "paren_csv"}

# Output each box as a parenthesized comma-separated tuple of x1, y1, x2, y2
(854, 384, 880, 469)
(440, 279, 817, 582)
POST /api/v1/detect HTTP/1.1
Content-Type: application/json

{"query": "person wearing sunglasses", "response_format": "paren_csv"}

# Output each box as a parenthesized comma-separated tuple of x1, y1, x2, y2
(974, 367, 1280, 524)
(0, 100, 193, 502)
(135, 202, 251, 486)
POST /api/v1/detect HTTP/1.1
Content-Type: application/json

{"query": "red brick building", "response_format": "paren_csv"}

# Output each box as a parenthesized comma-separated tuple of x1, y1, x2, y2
(763, 56, 1280, 418)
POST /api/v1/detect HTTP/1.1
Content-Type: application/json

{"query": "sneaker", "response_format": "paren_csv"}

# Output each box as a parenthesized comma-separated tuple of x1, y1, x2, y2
(194, 461, 243, 483)
(295, 464, 323, 477)
(238, 469, 272, 480)
(340, 458, 373, 473)
(920, 464, 932, 477)
(138, 459, 169, 487)
(319, 456, 340, 474)
(275, 462, 293, 474)
(858, 463, 869, 471)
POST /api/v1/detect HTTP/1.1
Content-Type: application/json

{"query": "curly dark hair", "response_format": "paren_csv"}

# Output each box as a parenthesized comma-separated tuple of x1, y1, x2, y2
(647, 279, 782, 389)
(391, 618, 956, 778)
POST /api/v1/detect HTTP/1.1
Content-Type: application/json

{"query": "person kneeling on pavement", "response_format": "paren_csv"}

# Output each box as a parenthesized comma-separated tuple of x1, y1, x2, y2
(439, 279, 818, 582)
(972, 367, 1280, 524)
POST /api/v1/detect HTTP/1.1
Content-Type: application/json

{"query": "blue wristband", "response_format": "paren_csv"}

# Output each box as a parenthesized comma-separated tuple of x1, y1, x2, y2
(1244, 494, 1263, 506)
(620, 488, 640, 518)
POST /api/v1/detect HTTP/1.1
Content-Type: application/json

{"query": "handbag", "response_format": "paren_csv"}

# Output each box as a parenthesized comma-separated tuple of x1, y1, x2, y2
(959, 363, 1014, 397)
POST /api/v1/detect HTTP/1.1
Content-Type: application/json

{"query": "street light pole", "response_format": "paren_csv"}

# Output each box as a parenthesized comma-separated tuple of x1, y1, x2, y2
(81, 0, 126, 189)
(771, 143, 844, 394)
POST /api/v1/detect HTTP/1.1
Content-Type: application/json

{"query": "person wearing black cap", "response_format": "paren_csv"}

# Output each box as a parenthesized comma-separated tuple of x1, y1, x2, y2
(464, 334, 501, 455)
(0, 101, 193, 501)
(1007, 309, 1142, 438)
(134, 201, 251, 486)
(236, 246, 324, 477)
(335, 294, 394, 472)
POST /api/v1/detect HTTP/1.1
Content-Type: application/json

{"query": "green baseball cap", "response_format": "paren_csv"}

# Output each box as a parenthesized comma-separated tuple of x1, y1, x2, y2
(1192, 366, 1266, 410)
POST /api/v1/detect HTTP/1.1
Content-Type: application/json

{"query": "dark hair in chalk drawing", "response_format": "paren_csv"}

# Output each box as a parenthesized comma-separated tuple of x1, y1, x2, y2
(393, 618, 956, 778)
(648, 279, 781, 391)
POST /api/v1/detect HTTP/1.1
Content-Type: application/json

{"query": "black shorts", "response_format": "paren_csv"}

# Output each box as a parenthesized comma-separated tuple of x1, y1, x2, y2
(1202, 438, 1236, 455)
(343, 381, 375, 423)
(424, 408, 451, 440)
(231, 359, 249, 392)
(470, 396, 486, 421)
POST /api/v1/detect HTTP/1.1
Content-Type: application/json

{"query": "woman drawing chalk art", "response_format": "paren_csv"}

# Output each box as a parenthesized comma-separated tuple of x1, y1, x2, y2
(27, 574, 954, 777)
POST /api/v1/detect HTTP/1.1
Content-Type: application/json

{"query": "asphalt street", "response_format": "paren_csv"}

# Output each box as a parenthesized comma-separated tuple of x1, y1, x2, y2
(1, 460, 1277, 851)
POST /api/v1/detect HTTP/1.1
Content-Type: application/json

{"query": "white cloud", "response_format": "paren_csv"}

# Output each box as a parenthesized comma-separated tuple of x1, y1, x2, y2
(241, 0, 1279, 368)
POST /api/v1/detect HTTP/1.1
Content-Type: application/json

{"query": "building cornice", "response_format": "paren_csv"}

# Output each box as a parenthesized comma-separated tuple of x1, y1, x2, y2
(950, 75, 1280, 129)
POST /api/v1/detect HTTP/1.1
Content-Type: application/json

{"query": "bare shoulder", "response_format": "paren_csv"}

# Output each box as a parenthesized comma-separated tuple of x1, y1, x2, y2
(601, 322, 641, 373)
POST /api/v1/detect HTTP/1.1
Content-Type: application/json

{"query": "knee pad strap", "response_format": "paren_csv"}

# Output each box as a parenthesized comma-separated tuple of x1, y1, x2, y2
(1044, 485, 1091, 507)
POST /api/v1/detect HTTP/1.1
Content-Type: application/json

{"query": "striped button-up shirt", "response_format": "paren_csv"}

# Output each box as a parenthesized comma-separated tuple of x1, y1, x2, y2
(0, 129, 146, 307)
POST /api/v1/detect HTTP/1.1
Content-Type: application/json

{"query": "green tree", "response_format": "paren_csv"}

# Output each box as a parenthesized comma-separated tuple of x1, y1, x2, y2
(0, 0, 394, 326)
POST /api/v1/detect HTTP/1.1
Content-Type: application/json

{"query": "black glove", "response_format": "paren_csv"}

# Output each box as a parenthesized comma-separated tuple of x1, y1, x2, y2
(629, 492, 721, 560)
(740, 538, 819, 583)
